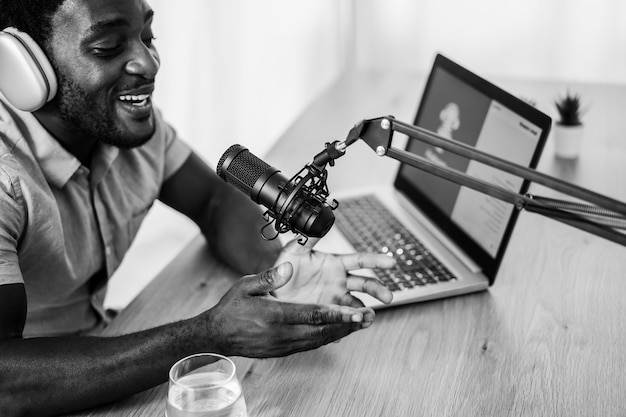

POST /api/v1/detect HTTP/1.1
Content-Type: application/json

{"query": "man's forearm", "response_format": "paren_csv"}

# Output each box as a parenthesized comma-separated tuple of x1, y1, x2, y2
(198, 184, 282, 274)
(159, 152, 282, 275)
(0, 317, 211, 417)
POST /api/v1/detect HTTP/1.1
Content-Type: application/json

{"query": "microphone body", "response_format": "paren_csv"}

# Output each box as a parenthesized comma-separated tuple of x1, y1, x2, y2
(217, 144, 335, 238)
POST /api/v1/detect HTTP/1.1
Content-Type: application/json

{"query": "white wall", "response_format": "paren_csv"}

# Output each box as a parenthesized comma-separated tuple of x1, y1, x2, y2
(353, 0, 626, 84)
(150, 0, 353, 164)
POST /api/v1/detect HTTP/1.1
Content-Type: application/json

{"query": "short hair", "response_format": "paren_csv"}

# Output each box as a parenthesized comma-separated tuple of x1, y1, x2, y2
(0, 0, 67, 52)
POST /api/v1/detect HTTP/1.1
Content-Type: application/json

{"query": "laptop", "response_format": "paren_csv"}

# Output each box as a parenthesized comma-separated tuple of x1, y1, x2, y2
(317, 53, 551, 308)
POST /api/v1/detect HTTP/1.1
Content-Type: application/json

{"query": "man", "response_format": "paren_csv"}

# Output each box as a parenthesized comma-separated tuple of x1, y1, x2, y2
(0, 0, 395, 415)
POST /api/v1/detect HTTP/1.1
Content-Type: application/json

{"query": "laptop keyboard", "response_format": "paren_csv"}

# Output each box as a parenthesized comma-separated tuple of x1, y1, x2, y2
(334, 195, 457, 292)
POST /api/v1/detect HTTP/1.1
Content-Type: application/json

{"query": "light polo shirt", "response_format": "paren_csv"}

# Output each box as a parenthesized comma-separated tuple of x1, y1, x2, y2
(0, 99, 192, 337)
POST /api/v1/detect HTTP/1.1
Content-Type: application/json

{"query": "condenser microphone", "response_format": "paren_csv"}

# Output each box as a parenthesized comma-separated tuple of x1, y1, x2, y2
(216, 144, 336, 239)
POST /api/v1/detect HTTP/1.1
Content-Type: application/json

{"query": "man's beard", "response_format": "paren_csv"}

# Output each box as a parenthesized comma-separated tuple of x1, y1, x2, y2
(55, 75, 155, 149)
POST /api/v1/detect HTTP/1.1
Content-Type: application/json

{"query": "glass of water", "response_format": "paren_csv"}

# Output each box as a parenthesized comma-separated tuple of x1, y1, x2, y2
(166, 353, 248, 417)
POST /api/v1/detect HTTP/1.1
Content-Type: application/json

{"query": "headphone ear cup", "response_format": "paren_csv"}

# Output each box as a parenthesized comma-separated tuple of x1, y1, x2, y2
(0, 27, 58, 112)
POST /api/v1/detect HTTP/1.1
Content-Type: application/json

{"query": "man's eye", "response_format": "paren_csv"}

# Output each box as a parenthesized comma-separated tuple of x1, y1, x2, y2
(93, 45, 123, 57)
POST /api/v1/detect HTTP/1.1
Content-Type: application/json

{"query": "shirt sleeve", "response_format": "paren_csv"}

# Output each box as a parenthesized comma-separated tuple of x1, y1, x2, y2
(0, 164, 25, 285)
(155, 109, 193, 181)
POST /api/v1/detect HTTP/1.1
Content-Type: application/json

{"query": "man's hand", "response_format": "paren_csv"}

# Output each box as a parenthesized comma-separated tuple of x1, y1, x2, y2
(272, 238, 396, 308)
(201, 263, 372, 358)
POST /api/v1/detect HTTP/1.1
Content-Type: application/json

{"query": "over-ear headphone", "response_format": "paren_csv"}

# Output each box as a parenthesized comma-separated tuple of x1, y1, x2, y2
(0, 27, 58, 112)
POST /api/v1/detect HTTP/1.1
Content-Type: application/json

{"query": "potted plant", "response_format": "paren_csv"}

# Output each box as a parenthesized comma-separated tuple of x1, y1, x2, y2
(553, 91, 585, 159)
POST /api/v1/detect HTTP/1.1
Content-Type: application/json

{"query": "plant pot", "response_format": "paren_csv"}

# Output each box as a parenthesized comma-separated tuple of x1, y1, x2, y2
(553, 123, 584, 159)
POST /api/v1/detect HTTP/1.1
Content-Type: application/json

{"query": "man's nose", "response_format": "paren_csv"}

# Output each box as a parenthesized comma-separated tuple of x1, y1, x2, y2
(125, 44, 160, 79)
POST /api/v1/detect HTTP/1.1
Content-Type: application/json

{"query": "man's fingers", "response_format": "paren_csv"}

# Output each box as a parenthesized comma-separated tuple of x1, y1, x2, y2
(336, 294, 374, 326)
(284, 303, 374, 325)
(338, 293, 366, 309)
(346, 275, 393, 304)
(340, 252, 396, 271)
(287, 322, 364, 351)
(239, 262, 293, 295)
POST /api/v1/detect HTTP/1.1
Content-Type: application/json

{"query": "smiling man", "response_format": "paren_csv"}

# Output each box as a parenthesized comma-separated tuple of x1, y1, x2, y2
(0, 1, 395, 416)
(32, 0, 160, 159)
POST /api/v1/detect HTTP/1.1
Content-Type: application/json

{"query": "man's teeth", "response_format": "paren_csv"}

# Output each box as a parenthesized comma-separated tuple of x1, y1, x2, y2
(119, 94, 151, 106)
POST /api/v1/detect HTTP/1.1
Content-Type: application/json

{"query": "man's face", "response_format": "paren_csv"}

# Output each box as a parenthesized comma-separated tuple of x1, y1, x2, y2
(48, 0, 160, 148)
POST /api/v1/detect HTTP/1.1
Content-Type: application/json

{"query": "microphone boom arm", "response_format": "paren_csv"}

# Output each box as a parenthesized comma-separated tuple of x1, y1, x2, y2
(320, 116, 626, 246)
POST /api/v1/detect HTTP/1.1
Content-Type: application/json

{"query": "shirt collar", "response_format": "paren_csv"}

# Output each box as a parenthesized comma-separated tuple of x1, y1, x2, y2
(4, 100, 123, 188)
(91, 142, 119, 185)
(18, 110, 121, 188)
(20, 111, 82, 188)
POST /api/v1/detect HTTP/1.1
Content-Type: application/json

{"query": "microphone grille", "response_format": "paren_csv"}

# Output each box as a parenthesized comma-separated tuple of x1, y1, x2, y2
(217, 144, 272, 192)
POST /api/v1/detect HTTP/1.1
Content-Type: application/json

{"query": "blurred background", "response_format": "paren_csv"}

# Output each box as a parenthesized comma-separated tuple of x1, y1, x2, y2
(104, 0, 626, 309)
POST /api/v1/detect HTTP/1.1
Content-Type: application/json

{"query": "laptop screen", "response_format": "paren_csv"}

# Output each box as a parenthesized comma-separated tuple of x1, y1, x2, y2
(394, 54, 551, 283)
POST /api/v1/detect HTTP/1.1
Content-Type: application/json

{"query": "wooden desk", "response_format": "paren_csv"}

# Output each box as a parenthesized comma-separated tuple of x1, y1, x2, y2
(68, 72, 626, 416)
